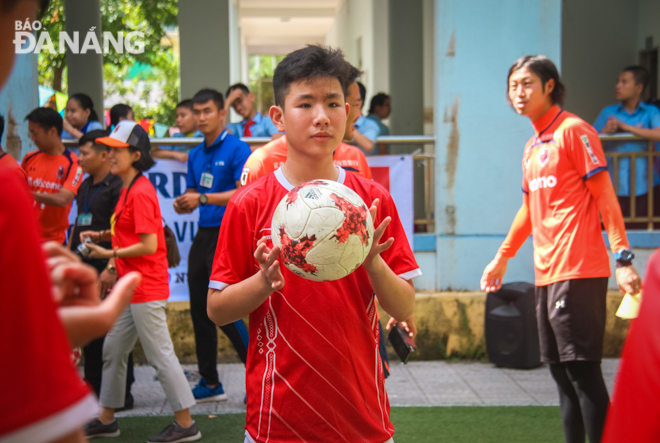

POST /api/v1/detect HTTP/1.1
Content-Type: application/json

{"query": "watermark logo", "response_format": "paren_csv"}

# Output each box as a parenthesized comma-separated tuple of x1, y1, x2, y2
(14, 19, 145, 54)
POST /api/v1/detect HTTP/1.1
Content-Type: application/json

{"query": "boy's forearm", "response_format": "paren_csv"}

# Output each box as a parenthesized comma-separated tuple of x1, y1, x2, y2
(366, 256, 415, 321)
(207, 273, 273, 326)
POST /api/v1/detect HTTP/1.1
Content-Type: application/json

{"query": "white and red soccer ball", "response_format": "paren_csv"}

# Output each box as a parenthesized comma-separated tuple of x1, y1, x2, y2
(271, 180, 374, 282)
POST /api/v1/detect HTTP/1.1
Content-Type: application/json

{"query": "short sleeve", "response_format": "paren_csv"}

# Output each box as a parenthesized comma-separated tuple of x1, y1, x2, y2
(186, 150, 197, 190)
(565, 123, 608, 181)
(232, 142, 252, 182)
(86, 121, 104, 132)
(375, 190, 420, 280)
(132, 190, 161, 234)
(649, 106, 660, 129)
(262, 116, 281, 136)
(358, 119, 379, 143)
(593, 109, 609, 132)
(226, 122, 241, 136)
(62, 159, 83, 195)
(209, 195, 256, 290)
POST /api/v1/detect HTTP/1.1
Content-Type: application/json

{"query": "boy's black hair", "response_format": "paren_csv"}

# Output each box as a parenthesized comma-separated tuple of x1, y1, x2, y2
(507, 55, 566, 107)
(192, 89, 224, 112)
(368, 93, 390, 114)
(273, 45, 354, 109)
(622, 66, 650, 90)
(0, 114, 4, 140)
(25, 107, 63, 137)
(176, 99, 193, 111)
(226, 83, 250, 98)
(69, 93, 99, 122)
(357, 81, 366, 104)
(109, 104, 132, 128)
(79, 129, 110, 153)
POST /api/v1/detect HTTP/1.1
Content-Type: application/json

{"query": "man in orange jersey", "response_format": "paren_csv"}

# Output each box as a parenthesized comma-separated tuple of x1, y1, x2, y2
(240, 67, 372, 185)
(0, 114, 26, 181)
(481, 55, 641, 443)
(23, 108, 83, 244)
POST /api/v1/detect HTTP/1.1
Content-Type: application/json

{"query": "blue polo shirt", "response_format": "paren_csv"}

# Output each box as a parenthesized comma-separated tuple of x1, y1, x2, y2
(593, 102, 660, 196)
(366, 114, 390, 136)
(226, 112, 281, 138)
(186, 130, 251, 227)
(352, 115, 381, 156)
(170, 130, 204, 152)
(61, 120, 103, 139)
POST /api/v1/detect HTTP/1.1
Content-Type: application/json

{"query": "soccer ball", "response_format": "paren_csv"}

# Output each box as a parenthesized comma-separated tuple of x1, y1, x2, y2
(271, 179, 374, 282)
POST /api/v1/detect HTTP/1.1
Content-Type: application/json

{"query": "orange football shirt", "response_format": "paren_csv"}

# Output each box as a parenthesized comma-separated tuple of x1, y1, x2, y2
(22, 150, 83, 244)
(522, 105, 611, 285)
(240, 136, 372, 185)
(0, 152, 27, 182)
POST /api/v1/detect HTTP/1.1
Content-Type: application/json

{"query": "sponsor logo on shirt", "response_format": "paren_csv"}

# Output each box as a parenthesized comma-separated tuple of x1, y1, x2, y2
(72, 167, 82, 186)
(528, 175, 557, 192)
(579, 135, 600, 165)
(27, 177, 63, 191)
(240, 167, 249, 186)
(214, 161, 225, 166)
(555, 300, 565, 309)
(56, 166, 64, 179)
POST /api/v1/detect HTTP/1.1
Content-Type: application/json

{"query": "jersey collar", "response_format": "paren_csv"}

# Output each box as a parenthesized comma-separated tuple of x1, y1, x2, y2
(532, 105, 562, 137)
(274, 166, 346, 191)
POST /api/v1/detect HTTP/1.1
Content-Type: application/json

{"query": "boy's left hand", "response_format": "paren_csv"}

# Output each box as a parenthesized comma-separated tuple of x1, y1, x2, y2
(363, 198, 394, 271)
(386, 315, 417, 338)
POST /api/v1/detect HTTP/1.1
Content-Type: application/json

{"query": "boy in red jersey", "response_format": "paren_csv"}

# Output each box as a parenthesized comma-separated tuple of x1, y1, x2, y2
(481, 55, 641, 443)
(208, 45, 420, 443)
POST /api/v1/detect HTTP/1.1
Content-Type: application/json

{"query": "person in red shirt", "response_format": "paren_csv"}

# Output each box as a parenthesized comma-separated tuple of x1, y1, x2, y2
(602, 249, 660, 442)
(208, 45, 421, 443)
(23, 107, 83, 244)
(80, 121, 201, 443)
(481, 55, 642, 443)
(0, 114, 26, 182)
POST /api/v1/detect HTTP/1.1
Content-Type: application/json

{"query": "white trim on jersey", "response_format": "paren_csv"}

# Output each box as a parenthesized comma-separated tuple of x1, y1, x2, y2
(274, 165, 346, 191)
(398, 268, 422, 281)
(208, 280, 229, 291)
(0, 393, 97, 443)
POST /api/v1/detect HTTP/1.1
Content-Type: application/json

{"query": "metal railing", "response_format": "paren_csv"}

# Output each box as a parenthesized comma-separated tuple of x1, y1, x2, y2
(600, 134, 658, 230)
(63, 135, 437, 231)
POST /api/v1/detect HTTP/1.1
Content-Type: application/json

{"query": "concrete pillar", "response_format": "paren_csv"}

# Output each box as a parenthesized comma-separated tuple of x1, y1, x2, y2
(179, 0, 231, 99)
(388, 0, 424, 147)
(0, 53, 39, 161)
(64, 0, 104, 126)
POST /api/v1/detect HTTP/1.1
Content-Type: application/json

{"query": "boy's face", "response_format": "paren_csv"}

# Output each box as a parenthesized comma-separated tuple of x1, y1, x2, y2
(79, 142, 107, 175)
(231, 90, 255, 119)
(344, 82, 361, 141)
(176, 106, 197, 135)
(193, 100, 225, 136)
(271, 77, 348, 158)
(28, 122, 56, 151)
(508, 67, 554, 119)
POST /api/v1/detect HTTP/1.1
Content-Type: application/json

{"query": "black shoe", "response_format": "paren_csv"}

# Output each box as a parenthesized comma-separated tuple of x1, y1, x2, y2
(147, 421, 201, 443)
(84, 418, 120, 438)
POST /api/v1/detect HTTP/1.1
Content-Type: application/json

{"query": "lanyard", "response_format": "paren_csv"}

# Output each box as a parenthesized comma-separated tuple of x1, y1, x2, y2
(204, 130, 227, 172)
(83, 181, 104, 214)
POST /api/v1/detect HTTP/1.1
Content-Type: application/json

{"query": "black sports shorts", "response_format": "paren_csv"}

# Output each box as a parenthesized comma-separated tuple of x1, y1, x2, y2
(535, 277, 608, 364)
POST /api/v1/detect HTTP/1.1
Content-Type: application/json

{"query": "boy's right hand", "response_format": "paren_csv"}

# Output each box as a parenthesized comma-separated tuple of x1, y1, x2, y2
(480, 254, 509, 292)
(254, 236, 284, 292)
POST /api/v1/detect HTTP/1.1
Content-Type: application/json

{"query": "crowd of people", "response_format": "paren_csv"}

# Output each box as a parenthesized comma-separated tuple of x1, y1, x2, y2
(2, 1, 660, 442)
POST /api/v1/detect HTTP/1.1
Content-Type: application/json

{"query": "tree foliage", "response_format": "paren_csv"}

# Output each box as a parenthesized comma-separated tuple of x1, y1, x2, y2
(38, 0, 179, 125)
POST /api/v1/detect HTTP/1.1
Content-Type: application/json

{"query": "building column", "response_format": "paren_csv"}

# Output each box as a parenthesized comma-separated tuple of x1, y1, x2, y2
(64, 0, 104, 126)
(388, 0, 424, 147)
(179, 0, 231, 99)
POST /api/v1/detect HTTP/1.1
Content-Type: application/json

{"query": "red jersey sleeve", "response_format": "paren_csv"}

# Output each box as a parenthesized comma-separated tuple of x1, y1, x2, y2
(564, 121, 608, 180)
(241, 152, 264, 186)
(375, 189, 420, 280)
(209, 192, 256, 290)
(62, 154, 84, 195)
(132, 186, 161, 234)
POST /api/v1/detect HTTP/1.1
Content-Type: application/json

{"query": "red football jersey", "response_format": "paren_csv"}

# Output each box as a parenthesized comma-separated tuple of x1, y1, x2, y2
(22, 149, 83, 244)
(603, 249, 660, 442)
(0, 169, 95, 442)
(111, 176, 169, 303)
(522, 105, 611, 285)
(0, 151, 26, 182)
(210, 167, 420, 443)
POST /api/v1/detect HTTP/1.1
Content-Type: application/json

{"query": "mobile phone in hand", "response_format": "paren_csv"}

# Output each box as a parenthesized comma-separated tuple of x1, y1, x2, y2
(388, 323, 416, 364)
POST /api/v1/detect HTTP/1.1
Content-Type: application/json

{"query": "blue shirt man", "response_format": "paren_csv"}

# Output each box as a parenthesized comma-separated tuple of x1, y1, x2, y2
(186, 130, 251, 227)
(353, 115, 381, 156)
(366, 114, 390, 137)
(225, 83, 282, 139)
(594, 67, 660, 197)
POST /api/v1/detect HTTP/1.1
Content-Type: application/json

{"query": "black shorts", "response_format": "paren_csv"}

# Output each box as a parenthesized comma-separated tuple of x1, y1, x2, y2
(535, 277, 608, 364)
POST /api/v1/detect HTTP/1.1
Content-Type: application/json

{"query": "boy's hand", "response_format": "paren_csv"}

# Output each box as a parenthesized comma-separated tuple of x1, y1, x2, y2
(616, 265, 642, 295)
(363, 198, 394, 272)
(254, 236, 284, 291)
(480, 254, 509, 292)
(386, 315, 418, 338)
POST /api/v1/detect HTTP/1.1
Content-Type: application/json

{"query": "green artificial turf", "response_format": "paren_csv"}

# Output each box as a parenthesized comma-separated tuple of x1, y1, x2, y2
(110, 406, 563, 442)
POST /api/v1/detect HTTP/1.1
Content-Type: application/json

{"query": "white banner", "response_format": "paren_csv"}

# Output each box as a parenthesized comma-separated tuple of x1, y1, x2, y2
(366, 155, 414, 247)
